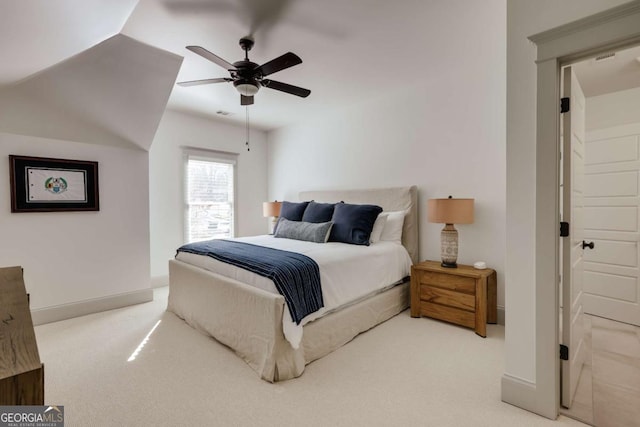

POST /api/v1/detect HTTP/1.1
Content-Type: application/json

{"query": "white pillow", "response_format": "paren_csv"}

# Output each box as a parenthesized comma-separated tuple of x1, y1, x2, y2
(369, 214, 388, 244)
(380, 210, 407, 243)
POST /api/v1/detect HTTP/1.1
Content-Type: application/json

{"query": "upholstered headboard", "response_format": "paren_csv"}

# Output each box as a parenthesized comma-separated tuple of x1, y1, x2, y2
(299, 186, 419, 264)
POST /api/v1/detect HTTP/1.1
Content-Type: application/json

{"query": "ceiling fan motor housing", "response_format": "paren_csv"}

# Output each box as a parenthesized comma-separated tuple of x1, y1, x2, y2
(232, 58, 262, 95)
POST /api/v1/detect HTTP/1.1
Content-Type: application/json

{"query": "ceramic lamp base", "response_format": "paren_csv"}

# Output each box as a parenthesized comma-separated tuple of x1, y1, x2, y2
(440, 223, 458, 268)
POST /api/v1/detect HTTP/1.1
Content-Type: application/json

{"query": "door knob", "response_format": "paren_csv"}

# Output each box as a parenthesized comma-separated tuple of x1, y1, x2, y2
(582, 241, 595, 250)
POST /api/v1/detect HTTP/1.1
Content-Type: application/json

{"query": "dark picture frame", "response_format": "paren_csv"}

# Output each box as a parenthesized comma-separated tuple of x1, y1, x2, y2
(9, 155, 99, 212)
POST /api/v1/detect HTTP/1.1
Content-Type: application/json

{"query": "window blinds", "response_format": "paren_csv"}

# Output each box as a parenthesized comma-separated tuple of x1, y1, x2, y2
(184, 149, 236, 243)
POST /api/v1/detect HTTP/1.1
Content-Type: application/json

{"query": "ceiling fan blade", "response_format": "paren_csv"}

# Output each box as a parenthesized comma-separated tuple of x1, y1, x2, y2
(163, 0, 293, 37)
(241, 95, 254, 105)
(186, 46, 236, 71)
(163, 0, 235, 14)
(245, 0, 294, 35)
(255, 52, 302, 77)
(177, 78, 232, 87)
(261, 79, 310, 98)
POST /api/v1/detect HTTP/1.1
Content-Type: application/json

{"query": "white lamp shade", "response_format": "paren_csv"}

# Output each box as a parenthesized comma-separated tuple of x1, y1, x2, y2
(236, 83, 260, 96)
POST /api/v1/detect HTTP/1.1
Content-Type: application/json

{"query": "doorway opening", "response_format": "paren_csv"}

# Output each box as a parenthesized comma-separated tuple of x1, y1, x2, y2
(559, 43, 640, 426)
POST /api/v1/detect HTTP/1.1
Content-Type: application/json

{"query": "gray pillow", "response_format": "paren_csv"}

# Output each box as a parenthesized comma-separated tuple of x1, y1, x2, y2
(274, 218, 333, 243)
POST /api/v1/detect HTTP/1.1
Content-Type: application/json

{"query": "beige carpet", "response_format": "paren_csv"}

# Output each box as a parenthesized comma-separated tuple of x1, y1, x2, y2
(34, 288, 586, 427)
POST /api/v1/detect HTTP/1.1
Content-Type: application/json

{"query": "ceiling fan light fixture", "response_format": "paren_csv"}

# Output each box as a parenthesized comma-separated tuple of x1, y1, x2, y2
(234, 80, 260, 96)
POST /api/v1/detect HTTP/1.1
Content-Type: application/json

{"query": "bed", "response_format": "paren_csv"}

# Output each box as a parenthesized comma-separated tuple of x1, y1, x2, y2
(167, 186, 419, 382)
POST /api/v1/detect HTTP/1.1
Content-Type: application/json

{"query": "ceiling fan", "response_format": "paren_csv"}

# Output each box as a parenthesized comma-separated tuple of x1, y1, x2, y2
(177, 36, 311, 105)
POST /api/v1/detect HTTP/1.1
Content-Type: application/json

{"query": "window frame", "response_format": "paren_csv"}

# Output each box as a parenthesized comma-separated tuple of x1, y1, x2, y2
(182, 147, 238, 243)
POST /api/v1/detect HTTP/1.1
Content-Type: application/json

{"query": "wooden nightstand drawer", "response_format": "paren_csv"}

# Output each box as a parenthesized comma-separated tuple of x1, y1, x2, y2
(420, 271, 475, 294)
(421, 286, 475, 311)
(421, 302, 475, 329)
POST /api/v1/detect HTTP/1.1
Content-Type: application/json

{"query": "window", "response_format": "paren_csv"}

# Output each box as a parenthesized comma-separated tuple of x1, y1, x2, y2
(184, 149, 236, 243)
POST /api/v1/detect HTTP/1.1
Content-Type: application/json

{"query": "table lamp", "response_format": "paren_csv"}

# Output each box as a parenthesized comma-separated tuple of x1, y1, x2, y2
(427, 196, 474, 268)
(263, 201, 282, 234)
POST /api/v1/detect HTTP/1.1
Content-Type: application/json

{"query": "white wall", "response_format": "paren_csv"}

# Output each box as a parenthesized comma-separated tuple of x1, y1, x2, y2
(506, 0, 630, 391)
(268, 1, 506, 311)
(0, 132, 150, 311)
(587, 86, 640, 130)
(149, 110, 268, 281)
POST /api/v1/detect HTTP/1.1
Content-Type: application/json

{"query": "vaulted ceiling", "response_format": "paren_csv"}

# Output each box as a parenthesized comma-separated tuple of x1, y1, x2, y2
(0, 34, 181, 151)
(121, 0, 453, 130)
(0, 0, 475, 137)
(1, 0, 638, 145)
(0, 0, 181, 150)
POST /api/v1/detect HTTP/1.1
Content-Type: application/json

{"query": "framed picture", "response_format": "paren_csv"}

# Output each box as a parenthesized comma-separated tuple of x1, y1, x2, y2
(9, 155, 99, 212)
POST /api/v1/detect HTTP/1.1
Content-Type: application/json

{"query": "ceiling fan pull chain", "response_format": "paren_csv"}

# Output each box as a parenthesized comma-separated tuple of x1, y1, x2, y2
(245, 105, 250, 152)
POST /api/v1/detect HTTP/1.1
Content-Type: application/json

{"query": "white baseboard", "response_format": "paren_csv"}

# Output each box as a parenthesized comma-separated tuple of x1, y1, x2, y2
(501, 374, 537, 412)
(501, 373, 555, 420)
(31, 288, 154, 326)
(497, 305, 505, 325)
(151, 275, 169, 289)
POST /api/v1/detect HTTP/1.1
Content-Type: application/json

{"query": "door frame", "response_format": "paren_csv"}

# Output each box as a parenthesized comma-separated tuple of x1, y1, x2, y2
(525, 1, 640, 419)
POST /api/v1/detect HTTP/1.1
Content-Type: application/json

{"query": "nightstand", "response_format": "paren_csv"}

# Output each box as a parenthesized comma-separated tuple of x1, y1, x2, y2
(410, 260, 497, 337)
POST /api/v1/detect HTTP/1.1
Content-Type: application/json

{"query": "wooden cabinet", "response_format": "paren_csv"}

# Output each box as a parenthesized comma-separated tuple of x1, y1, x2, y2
(410, 261, 497, 337)
(0, 266, 44, 405)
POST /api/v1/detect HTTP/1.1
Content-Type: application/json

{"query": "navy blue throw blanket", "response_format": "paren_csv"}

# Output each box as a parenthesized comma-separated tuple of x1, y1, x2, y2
(176, 240, 323, 324)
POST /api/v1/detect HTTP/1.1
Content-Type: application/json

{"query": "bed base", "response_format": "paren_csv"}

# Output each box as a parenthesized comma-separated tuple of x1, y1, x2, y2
(168, 259, 409, 382)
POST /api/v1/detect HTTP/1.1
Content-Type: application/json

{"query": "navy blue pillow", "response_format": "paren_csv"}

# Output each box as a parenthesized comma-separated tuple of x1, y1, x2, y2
(274, 201, 310, 233)
(280, 201, 309, 220)
(302, 201, 336, 223)
(329, 203, 383, 246)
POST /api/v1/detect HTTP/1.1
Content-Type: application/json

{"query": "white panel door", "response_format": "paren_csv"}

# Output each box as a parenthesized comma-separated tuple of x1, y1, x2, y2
(561, 67, 587, 409)
(584, 126, 640, 327)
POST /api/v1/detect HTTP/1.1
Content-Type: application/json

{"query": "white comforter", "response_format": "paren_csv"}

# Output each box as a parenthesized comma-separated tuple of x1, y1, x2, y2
(175, 235, 412, 349)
